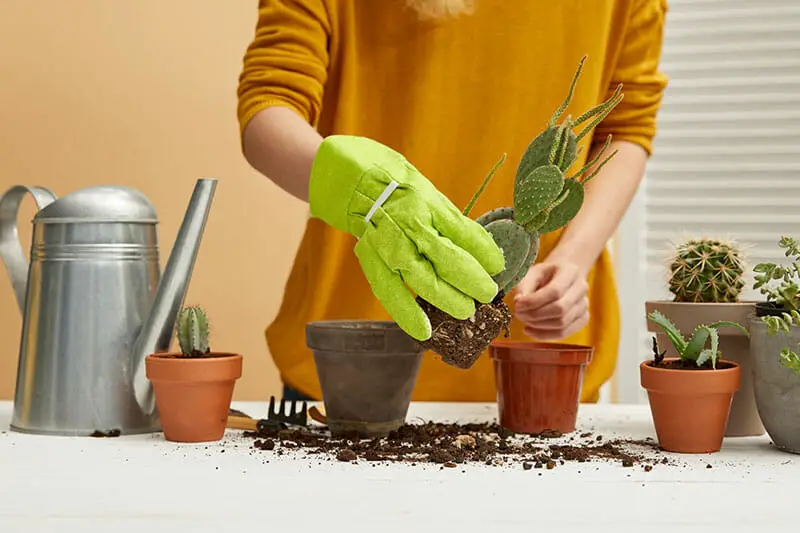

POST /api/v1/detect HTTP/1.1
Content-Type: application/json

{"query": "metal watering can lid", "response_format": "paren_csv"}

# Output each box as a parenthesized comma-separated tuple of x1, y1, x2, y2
(35, 186, 158, 224)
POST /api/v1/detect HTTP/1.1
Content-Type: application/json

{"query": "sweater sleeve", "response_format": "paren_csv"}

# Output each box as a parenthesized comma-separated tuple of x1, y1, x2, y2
(236, 0, 331, 137)
(594, 0, 669, 155)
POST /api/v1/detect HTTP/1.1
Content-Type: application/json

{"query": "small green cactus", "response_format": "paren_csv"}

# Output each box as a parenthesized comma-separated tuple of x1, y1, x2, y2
(463, 55, 622, 295)
(647, 310, 748, 369)
(176, 305, 211, 356)
(667, 238, 746, 303)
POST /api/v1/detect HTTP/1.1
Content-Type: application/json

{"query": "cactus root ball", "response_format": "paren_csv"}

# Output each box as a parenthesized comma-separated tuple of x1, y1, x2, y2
(416, 294, 512, 369)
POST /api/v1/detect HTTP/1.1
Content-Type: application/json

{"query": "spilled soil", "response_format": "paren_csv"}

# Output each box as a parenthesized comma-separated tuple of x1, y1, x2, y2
(416, 293, 513, 370)
(243, 421, 674, 471)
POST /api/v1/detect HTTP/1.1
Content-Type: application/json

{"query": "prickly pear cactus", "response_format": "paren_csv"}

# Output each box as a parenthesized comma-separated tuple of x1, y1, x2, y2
(463, 55, 623, 296)
(668, 238, 746, 303)
(177, 305, 211, 356)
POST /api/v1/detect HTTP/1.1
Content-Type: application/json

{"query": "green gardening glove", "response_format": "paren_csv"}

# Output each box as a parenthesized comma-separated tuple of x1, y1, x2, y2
(308, 135, 505, 341)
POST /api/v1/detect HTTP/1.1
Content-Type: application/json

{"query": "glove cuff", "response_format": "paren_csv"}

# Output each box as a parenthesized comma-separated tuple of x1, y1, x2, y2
(309, 135, 371, 234)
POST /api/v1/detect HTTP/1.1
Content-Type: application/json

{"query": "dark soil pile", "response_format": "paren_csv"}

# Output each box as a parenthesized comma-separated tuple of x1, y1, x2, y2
(416, 293, 513, 370)
(243, 421, 673, 471)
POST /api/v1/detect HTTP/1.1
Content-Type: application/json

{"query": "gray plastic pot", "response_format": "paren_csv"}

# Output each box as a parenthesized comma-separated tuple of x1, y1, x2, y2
(306, 320, 424, 438)
(750, 303, 800, 454)
(645, 300, 764, 437)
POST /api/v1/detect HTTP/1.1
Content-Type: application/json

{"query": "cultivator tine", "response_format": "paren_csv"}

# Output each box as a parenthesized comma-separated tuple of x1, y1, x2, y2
(264, 396, 309, 427)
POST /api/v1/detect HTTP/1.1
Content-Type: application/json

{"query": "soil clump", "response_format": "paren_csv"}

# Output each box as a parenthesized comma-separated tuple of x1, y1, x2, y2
(416, 293, 513, 369)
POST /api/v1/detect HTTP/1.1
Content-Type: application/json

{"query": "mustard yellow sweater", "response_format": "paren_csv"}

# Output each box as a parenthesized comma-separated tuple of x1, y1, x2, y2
(237, 0, 668, 402)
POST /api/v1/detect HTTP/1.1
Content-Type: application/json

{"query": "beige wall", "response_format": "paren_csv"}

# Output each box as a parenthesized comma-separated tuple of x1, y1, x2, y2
(0, 1, 304, 400)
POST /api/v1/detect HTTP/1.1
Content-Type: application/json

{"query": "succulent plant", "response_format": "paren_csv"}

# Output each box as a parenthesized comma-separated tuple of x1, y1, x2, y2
(667, 238, 746, 303)
(753, 236, 800, 313)
(647, 310, 748, 369)
(462, 55, 623, 295)
(176, 305, 211, 356)
(761, 310, 800, 376)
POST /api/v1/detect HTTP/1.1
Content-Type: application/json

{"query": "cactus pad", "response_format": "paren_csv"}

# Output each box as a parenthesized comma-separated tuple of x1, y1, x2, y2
(536, 179, 585, 234)
(513, 165, 564, 228)
(516, 126, 579, 178)
(484, 219, 532, 292)
(503, 232, 540, 291)
(475, 206, 514, 227)
(668, 238, 746, 303)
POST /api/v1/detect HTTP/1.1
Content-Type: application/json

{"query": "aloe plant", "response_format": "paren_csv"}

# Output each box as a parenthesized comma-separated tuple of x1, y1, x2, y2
(647, 310, 748, 369)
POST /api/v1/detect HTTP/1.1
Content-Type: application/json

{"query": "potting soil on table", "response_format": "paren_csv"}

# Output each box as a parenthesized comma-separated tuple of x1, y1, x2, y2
(242, 421, 678, 471)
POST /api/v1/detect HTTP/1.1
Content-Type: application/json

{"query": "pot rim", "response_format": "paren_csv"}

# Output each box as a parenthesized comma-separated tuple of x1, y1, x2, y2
(490, 341, 593, 365)
(306, 320, 401, 331)
(146, 352, 242, 360)
(644, 299, 759, 306)
(490, 340, 593, 351)
(145, 353, 243, 383)
(640, 357, 740, 373)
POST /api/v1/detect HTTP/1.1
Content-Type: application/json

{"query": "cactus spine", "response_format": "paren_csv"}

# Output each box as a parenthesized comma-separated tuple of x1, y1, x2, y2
(463, 55, 623, 294)
(177, 305, 211, 356)
(668, 238, 746, 303)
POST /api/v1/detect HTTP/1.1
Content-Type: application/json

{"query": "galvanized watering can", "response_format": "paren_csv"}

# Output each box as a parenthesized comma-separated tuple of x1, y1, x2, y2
(0, 178, 217, 435)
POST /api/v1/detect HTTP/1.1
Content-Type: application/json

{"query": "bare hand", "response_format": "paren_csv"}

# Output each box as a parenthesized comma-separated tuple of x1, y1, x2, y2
(513, 261, 589, 341)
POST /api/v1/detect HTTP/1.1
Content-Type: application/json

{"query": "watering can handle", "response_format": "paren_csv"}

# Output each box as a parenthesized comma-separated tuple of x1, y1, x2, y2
(0, 186, 58, 312)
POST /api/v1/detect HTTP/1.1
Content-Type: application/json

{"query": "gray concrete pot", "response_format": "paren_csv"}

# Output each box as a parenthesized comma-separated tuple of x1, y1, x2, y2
(645, 301, 764, 437)
(306, 320, 424, 438)
(750, 304, 800, 454)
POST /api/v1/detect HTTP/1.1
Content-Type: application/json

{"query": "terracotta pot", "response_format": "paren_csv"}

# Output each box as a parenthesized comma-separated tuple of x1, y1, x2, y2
(490, 341, 593, 434)
(306, 320, 424, 438)
(645, 300, 763, 437)
(145, 352, 243, 443)
(640, 358, 740, 453)
(750, 303, 800, 454)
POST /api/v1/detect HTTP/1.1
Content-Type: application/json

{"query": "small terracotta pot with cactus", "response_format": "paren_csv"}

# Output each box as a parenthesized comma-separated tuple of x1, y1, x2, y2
(145, 305, 243, 443)
(645, 237, 763, 437)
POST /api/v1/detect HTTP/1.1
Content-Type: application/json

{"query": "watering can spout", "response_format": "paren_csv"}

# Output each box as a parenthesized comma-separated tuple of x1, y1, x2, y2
(132, 178, 218, 414)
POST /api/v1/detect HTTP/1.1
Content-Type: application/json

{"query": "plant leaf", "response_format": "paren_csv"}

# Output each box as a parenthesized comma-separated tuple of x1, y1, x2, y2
(696, 349, 714, 367)
(684, 326, 711, 363)
(475, 206, 514, 227)
(513, 165, 565, 228)
(536, 179, 585, 234)
(706, 320, 749, 337)
(484, 219, 531, 293)
(647, 311, 687, 355)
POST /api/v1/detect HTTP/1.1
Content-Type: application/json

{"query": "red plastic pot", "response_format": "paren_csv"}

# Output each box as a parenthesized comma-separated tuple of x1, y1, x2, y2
(490, 341, 594, 434)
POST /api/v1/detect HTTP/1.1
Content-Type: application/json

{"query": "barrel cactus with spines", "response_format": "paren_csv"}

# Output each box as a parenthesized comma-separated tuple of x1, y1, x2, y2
(667, 238, 746, 303)
(463, 54, 623, 297)
(176, 305, 211, 356)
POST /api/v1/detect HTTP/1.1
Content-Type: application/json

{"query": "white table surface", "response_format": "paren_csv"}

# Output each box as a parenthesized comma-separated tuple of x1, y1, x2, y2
(1, 400, 798, 532)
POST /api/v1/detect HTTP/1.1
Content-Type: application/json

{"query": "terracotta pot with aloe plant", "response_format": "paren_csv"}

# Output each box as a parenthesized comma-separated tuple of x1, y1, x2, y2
(146, 305, 243, 443)
(645, 237, 763, 437)
(641, 310, 746, 453)
(749, 236, 800, 454)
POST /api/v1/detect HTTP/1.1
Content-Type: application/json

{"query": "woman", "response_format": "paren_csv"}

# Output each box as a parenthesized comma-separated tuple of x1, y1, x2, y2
(237, 0, 668, 402)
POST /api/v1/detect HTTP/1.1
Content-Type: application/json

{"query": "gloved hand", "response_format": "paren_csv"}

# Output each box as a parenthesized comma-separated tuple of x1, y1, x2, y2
(308, 135, 505, 341)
